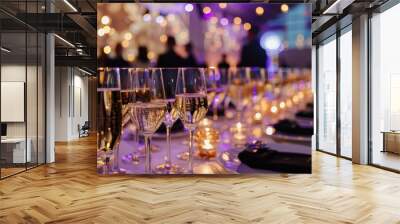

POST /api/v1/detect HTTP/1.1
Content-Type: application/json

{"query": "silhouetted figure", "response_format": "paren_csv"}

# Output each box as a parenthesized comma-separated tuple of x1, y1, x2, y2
(218, 54, 230, 69)
(157, 36, 185, 67)
(183, 43, 198, 67)
(239, 26, 267, 68)
(111, 43, 130, 67)
(134, 46, 150, 68)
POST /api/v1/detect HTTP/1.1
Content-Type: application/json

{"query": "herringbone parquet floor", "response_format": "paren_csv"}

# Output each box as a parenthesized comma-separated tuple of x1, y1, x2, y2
(1, 135, 400, 224)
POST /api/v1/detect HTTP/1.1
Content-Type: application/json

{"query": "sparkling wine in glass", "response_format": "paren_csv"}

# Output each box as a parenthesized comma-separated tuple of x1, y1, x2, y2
(174, 68, 208, 173)
(151, 68, 184, 174)
(131, 68, 167, 173)
(97, 67, 122, 174)
(227, 67, 251, 121)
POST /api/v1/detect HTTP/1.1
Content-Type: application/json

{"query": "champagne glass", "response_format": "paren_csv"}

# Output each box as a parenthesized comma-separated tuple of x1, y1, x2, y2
(174, 67, 208, 174)
(152, 68, 184, 174)
(207, 67, 228, 120)
(131, 68, 167, 174)
(120, 68, 141, 164)
(97, 67, 122, 174)
(227, 67, 251, 122)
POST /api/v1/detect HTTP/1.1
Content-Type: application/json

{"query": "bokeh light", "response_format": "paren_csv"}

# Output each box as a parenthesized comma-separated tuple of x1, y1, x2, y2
(243, 22, 251, 31)
(103, 45, 111, 54)
(219, 3, 227, 9)
(233, 17, 242, 25)
(220, 17, 229, 26)
(203, 6, 212, 14)
(281, 4, 289, 13)
(255, 7, 264, 16)
(101, 15, 110, 25)
(185, 3, 194, 12)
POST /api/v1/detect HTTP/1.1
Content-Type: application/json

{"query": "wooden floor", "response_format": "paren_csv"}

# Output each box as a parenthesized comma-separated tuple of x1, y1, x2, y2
(1, 136, 400, 224)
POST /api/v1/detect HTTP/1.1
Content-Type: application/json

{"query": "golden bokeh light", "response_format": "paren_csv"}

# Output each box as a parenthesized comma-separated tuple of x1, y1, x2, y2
(219, 3, 227, 9)
(281, 4, 289, 13)
(103, 45, 111, 54)
(255, 7, 264, 16)
(159, 34, 168, 43)
(233, 17, 242, 25)
(243, 22, 251, 31)
(203, 6, 211, 14)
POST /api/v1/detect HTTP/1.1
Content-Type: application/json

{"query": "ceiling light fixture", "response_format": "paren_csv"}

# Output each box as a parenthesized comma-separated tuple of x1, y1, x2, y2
(322, 0, 346, 14)
(1, 47, 11, 53)
(63, 0, 78, 12)
(54, 34, 75, 48)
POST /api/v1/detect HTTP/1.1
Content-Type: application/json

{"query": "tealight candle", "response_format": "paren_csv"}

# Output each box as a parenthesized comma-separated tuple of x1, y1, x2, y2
(195, 126, 219, 159)
(253, 112, 263, 123)
(231, 122, 247, 143)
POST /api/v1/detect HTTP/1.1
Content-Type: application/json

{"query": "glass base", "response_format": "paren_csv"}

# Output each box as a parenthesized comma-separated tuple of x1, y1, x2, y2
(176, 151, 189, 161)
(154, 162, 185, 174)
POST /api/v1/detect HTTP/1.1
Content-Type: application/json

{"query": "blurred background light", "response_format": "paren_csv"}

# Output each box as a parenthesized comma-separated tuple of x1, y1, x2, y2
(220, 17, 229, 26)
(260, 33, 282, 51)
(255, 7, 264, 16)
(281, 4, 289, 13)
(203, 6, 212, 14)
(185, 3, 194, 12)
(243, 22, 251, 31)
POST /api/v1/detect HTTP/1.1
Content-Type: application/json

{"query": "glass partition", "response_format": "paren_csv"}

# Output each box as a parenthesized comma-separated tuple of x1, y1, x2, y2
(317, 36, 337, 154)
(1, 30, 28, 177)
(0, 1, 46, 179)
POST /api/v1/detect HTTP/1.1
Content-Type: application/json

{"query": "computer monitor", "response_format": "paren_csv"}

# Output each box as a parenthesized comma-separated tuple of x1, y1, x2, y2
(1, 123, 7, 137)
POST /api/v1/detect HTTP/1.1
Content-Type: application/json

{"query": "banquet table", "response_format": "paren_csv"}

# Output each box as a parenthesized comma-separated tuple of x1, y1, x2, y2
(108, 117, 311, 174)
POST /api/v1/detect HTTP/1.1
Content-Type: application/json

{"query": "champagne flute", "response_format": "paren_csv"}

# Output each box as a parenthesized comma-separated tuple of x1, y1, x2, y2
(97, 67, 122, 174)
(131, 68, 167, 174)
(227, 67, 251, 122)
(152, 68, 184, 174)
(174, 67, 208, 174)
(206, 67, 228, 120)
(120, 68, 141, 163)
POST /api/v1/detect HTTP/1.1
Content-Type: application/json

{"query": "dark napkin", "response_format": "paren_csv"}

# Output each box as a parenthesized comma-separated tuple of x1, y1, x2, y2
(273, 119, 313, 136)
(238, 142, 311, 173)
(295, 109, 313, 118)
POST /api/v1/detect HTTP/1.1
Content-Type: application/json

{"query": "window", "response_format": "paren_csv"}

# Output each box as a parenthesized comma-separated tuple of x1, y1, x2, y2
(317, 36, 337, 154)
(339, 28, 352, 158)
(371, 3, 400, 171)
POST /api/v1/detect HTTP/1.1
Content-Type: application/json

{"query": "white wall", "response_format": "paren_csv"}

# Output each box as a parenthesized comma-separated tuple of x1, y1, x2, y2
(55, 67, 89, 141)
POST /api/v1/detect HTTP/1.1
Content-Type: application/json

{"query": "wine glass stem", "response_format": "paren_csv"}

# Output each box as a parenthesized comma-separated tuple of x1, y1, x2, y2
(188, 127, 195, 173)
(213, 104, 218, 121)
(166, 125, 172, 165)
(144, 135, 152, 173)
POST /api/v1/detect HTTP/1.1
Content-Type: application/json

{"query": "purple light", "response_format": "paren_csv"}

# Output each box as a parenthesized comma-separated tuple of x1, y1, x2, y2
(185, 4, 194, 12)
(220, 17, 229, 26)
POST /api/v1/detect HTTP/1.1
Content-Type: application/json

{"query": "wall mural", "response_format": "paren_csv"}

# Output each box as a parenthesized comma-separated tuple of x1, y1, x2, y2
(96, 3, 313, 175)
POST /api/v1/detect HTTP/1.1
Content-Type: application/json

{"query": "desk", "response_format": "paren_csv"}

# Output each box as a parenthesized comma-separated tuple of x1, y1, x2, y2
(382, 131, 400, 154)
(1, 138, 31, 163)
